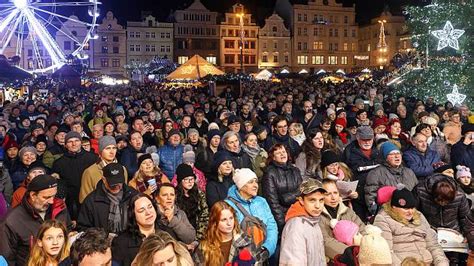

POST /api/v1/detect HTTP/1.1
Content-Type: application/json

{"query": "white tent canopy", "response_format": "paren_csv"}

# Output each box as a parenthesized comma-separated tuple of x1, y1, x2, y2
(280, 69, 290, 74)
(316, 69, 326, 75)
(336, 69, 346, 75)
(299, 69, 309, 74)
(255, 69, 273, 81)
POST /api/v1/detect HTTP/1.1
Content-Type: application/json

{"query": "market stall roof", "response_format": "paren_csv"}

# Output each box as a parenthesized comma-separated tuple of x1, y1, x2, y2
(298, 69, 309, 74)
(51, 64, 81, 78)
(255, 69, 273, 81)
(280, 69, 290, 74)
(0, 59, 33, 82)
(166, 55, 224, 80)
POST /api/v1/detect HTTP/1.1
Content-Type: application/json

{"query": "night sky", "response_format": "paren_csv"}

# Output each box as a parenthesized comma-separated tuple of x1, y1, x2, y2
(100, 0, 422, 26)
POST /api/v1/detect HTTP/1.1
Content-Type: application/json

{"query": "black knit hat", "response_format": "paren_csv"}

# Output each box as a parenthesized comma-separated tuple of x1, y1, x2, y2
(27, 174, 57, 192)
(391, 185, 417, 209)
(176, 163, 195, 183)
(320, 150, 340, 170)
(212, 150, 233, 170)
(137, 153, 152, 167)
(35, 134, 48, 146)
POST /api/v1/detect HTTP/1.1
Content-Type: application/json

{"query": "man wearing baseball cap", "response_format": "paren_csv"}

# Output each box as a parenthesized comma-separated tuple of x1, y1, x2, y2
(280, 179, 327, 265)
(77, 163, 137, 234)
(0, 174, 69, 265)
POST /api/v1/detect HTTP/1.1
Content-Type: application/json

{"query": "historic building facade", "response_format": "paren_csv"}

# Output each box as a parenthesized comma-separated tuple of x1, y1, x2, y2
(219, 3, 259, 73)
(173, 0, 219, 65)
(258, 13, 291, 71)
(292, 0, 359, 73)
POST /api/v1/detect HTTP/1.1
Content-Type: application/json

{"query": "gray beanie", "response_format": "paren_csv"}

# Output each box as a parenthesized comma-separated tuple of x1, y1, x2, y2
(65, 131, 81, 143)
(99, 136, 117, 153)
(188, 128, 199, 136)
(19, 146, 37, 158)
(182, 144, 195, 164)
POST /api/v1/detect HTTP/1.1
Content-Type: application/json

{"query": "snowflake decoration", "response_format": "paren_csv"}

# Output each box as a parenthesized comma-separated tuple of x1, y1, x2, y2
(431, 21, 465, 50)
(446, 84, 466, 106)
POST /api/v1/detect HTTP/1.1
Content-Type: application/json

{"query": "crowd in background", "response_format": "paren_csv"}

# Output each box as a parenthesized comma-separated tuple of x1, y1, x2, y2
(0, 78, 473, 266)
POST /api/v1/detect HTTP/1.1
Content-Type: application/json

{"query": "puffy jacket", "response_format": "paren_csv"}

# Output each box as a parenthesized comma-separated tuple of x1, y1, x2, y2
(374, 203, 449, 266)
(262, 161, 302, 231)
(195, 147, 217, 178)
(119, 145, 148, 177)
(77, 180, 138, 234)
(156, 205, 196, 244)
(466, 209, 474, 250)
(451, 138, 474, 172)
(223, 149, 253, 170)
(0, 169, 13, 204)
(0, 196, 70, 266)
(402, 146, 441, 179)
(320, 202, 366, 259)
(157, 144, 183, 180)
(52, 149, 98, 219)
(414, 173, 470, 233)
(264, 133, 301, 159)
(280, 201, 326, 266)
(365, 163, 418, 207)
(225, 185, 278, 256)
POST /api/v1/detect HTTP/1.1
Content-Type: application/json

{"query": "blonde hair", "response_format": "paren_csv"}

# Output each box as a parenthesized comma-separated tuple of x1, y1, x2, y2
(27, 220, 69, 266)
(289, 122, 304, 137)
(133, 231, 193, 266)
(321, 162, 353, 181)
(401, 257, 426, 266)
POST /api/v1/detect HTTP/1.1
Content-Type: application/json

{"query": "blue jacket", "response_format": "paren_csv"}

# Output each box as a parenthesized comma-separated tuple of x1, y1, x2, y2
(158, 144, 183, 180)
(225, 185, 278, 256)
(403, 146, 440, 179)
(119, 145, 146, 177)
(451, 139, 474, 172)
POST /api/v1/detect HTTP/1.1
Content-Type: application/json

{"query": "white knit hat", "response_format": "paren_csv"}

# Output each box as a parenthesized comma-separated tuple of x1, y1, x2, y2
(456, 165, 471, 179)
(233, 168, 257, 190)
(358, 225, 392, 266)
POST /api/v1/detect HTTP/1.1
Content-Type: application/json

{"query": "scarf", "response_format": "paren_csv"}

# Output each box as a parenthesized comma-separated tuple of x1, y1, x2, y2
(103, 183, 126, 233)
(338, 132, 348, 144)
(242, 144, 260, 160)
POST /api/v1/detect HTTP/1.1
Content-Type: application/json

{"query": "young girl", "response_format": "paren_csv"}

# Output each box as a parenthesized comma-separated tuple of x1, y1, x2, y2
(456, 165, 473, 207)
(27, 220, 69, 266)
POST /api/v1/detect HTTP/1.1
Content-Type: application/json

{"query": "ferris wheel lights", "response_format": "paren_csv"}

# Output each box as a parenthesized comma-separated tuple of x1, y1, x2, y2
(13, 0, 28, 9)
(89, 32, 98, 39)
(88, 6, 100, 17)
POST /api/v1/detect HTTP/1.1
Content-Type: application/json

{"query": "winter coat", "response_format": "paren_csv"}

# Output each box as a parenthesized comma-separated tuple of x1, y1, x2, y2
(156, 205, 196, 244)
(77, 180, 138, 234)
(42, 142, 66, 169)
(414, 173, 470, 233)
(119, 145, 148, 177)
(206, 173, 234, 208)
(225, 185, 278, 257)
(264, 133, 301, 160)
(195, 147, 217, 178)
(450, 138, 474, 172)
(365, 163, 418, 207)
(0, 196, 70, 266)
(0, 169, 13, 204)
(157, 143, 183, 180)
(374, 203, 449, 266)
(262, 161, 302, 231)
(466, 209, 474, 250)
(171, 166, 207, 192)
(223, 149, 253, 170)
(279, 201, 326, 266)
(429, 135, 450, 163)
(79, 160, 129, 203)
(443, 121, 462, 145)
(52, 149, 98, 218)
(176, 190, 209, 240)
(403, 146, 441, 179)
(320, 202, 366, 259)
(294, 152, 321, 180)
(9, 161, 30, 191)
(11, 179, 28, 208)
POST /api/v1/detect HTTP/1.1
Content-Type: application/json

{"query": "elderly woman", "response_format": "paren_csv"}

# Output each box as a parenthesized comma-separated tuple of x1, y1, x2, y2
(10, 146, 39, 190)
(241, 132, 268, 180)
(374, 186, 449, 265)
(220, 131, 253, 170)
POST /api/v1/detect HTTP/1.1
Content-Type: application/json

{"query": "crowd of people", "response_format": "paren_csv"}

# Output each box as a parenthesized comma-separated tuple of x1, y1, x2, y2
(0, 78, 473, 266)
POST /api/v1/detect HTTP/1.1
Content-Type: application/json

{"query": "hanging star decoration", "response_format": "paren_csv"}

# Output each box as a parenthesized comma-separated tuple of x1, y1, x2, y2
(446, 84, 466, 106)
(431, 21, 465, 50)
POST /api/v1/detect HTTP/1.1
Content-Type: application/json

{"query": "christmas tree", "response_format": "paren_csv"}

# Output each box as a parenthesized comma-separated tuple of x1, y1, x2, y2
(391, 0, 473, 107)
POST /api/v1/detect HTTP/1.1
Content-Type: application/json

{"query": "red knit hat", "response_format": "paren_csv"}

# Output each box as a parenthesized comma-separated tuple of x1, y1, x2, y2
(4, 140, 19, 150)
(372, 117, 387, 129)
(335, 118, 347, 128)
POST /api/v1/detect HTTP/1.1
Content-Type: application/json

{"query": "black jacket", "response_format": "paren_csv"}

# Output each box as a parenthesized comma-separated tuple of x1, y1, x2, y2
(195, 147, 217, 178)
(206, 174, 234, 208)
(77, 180, 138, 234)
(262, 161, 303, 231)
(224, 149, 253, 170)
(0, 196, 70, 266)
(414, 173, 470, 233)
(52, 149, 98, 219)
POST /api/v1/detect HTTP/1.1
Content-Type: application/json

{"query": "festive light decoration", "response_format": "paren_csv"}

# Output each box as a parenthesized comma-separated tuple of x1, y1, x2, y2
(446, 84, 466, 106)
(431, 21, 465, 50)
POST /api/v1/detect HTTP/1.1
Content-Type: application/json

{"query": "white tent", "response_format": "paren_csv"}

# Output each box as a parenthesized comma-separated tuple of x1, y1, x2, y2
(316, 69, 326, 75)
(255, 69, 273, 81)
(299, 69, 309, 74)
(361, 68, 371, 73)
(336, 69, 346, 75)
(280, 69, 290, 74)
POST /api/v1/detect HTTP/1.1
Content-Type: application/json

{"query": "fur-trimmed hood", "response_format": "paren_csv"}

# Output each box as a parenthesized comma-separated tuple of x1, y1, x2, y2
(382, 202, 421, 226)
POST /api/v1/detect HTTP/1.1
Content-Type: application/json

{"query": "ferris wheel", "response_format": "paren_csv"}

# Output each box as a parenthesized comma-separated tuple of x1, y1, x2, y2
(0, 0, 100, 73)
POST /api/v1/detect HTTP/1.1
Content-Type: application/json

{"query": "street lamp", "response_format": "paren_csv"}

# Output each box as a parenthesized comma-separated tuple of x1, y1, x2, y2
(237, 12, 245, 73)
(377, 19, 388, 69)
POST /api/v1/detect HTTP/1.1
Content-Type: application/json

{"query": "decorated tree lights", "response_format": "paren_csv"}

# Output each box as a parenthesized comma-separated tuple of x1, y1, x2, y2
(392, 0, 472, 107)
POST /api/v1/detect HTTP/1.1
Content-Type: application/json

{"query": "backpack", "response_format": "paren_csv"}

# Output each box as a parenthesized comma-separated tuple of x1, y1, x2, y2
(228, 197, 267, 249)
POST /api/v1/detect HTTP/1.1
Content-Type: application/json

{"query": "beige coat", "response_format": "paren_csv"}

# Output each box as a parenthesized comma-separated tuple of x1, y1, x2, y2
(319, 202, 366, 259)
(374, 204, 449, 266)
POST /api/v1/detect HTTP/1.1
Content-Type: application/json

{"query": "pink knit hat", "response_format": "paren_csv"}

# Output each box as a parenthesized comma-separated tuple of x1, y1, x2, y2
(330, 219, 359, 246)
(377, 186, 397, 206)
(456, 165, 471, 179)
